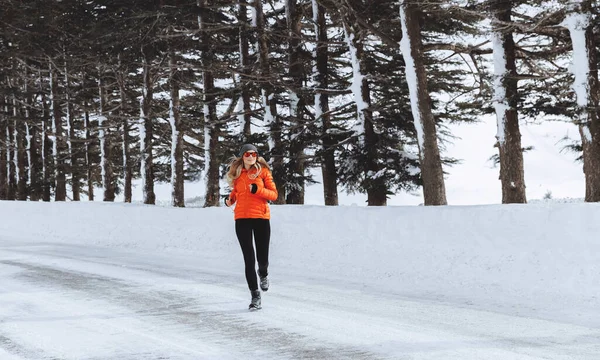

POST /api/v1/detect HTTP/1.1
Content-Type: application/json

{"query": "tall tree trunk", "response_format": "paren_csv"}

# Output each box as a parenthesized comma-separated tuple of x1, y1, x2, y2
(41, 90, 51, 202)
(344, 22, 386, 205)
(14, 96, 27, 200)
(0, 117, 6, 200)
(399, 2, 447, 206)
(255, 0, 285, 204)
(490, 0, 526, 204)
(24, 69, 39, 201)
(199, 0, 221, 207)
(65, 61, 80, 201)
(8, 91, 25, 200)
(140, 49, 155, 205)
(26, 121, 39, 201)
(285, 0, 306, 205)
(566, 0, 600, 202)
(363, 96, 386, 206)
(169, 49, 185, 207)
(313, 0, 338, 206)
(49, 64, 67, 201)
(83, 102, 94, 201)
(238, 1, 252, 137)
(122, 119, 132, 203)
(98, 75, 115, 201)
(15, 119, 27, 200)
(117, 67, 132, 203)
(6, 98, 16, 200)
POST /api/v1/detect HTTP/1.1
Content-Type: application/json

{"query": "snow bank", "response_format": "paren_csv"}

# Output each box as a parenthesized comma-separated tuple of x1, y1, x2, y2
(1, 201, 598, 326)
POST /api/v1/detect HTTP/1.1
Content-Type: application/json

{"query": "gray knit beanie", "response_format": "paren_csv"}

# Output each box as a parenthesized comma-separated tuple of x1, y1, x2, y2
(238, 144, 258, 157)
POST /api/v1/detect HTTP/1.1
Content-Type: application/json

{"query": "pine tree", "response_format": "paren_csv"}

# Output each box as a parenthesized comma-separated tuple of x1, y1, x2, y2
(399, 1, 447, 205)
(564, 0, 600, 202)
(312, 0, 339, 205)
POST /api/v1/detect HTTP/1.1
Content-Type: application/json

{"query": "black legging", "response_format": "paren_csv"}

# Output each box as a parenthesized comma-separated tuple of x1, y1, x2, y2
(235, 218, 270, 291)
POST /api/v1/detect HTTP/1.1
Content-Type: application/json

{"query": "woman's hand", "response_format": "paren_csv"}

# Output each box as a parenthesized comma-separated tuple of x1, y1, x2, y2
(225, 198, 232, 207)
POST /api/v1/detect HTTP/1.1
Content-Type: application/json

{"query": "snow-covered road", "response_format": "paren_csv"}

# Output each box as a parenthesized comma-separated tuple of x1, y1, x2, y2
(0, 241, 598, 360)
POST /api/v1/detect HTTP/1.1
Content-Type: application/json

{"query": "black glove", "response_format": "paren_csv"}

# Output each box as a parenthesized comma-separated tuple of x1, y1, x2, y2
(250, 184, 258, 194)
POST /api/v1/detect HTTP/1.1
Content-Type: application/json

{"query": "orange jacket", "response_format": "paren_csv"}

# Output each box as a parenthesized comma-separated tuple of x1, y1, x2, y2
(228, 167, 278, 220)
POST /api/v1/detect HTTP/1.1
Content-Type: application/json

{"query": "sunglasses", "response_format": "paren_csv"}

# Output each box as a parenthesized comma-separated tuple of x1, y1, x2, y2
(243, 151, 258, 158)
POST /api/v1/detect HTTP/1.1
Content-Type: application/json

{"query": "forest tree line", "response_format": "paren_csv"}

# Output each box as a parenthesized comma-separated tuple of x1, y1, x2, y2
(0, 0, 598, 206)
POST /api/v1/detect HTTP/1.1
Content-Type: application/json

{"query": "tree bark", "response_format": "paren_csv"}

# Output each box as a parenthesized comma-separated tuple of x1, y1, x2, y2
(98, 75, 115, 201)
(25, 70, 39, 202)
(313, 0, 338, 206)
(0, 118, 7, 200)
(491, 0, 527, 204)
(357, 45, 384, 206)
(255, 0, 286, 204)
(27, 121, 39, 201)
(14, 96, 27, 200)
(10, 90, 26, 200)
(6, 98, 17, 200)
(41, 91, 51, 202)
(83, 102, 94, 201)
(199, 0, 221, 207)
(285, 0, 306, 205)
(169, 50, 185, 207)
(118, 70, 132, 204)
(580, 25, 600, 202)
(49, 64, 67, 201)
(238, 1, 252, 138)
(65, 62, 80, 201)
(122, 120, 132, 203)
(567, 0, 600, 202)
(344, 21, 386, 206)
(400, 3, 447, 206)
(140, 49, 156, 205)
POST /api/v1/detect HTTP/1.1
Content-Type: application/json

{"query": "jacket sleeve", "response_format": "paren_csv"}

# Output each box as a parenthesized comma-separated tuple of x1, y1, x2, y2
(256, 170, 278, 201)
(228, 187, 237, 205)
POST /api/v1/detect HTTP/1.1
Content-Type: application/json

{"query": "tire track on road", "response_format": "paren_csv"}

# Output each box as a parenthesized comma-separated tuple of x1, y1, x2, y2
(1, 259, 387, 360)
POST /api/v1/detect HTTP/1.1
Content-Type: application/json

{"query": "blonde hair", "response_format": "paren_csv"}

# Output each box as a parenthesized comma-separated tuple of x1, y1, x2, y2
(226, 155, 271, 187)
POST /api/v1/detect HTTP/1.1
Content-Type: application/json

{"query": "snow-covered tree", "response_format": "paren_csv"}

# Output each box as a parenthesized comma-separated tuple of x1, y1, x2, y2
(198, 0, 221, 208)
(139, 47, 156, 205)
(564, 0, 600, 202)
(49, 63, 67, 201)
(255, 0, 286, 204)
(97, 73, 115, 202)
(399, 1, 447, 206)
(169, 47, 184, 208)
(490, 0, 527, 204)
(312, 0, 339, 206)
